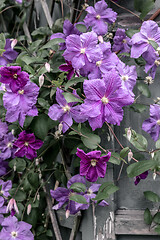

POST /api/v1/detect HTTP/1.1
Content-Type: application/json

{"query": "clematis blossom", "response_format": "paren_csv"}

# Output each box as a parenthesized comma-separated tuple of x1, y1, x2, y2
(134, 171, 148, 185)
(112, 28, 131, 53)
(0, 132, 16, 160)
(0, 39, 18, 66)
(76, 148, 111, 182)
(84, 0, 117, 35)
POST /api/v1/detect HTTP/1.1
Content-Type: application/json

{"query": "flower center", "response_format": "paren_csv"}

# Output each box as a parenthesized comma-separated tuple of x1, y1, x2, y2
(24, 142, 29, 146)
(87, 189, 93, 195)
(96, 60, 102, 67)
(7, 142, 13, 148)
(91, 159, 97, 167)
(96, 14, 101, 19)
(122, 39, 127, 43)
(157, 120, 160, 125)
(18, 89, 24, 95)
(155, 60, 160, 66)
(144, 76, 154, 85)
(11, 231, 18, 238)
(0, 190, 4, 195)
(80, 48, 86, 54)
(62, 105, 70, 112)
(13, 74, 18, 79)
(121, 75, 128, 81)
(101, 96, 109, 104)
(156, 47, 160, 55)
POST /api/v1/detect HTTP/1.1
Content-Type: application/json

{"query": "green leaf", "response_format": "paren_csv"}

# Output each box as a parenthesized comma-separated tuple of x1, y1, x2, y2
(9, 158, 26, 172)
(148, 40, 159, 50)
(39, 38, 65, 50)
(27, 172, 39, 189)
(135, 57, 146, 66)
(127, 160, 155, 178)
(144, 208, 152, 225)
(156, 139, 160, 149)
(131, 103, 147, 113)
(69, 194, 88, 204)
(64, 77, 85, 90)
(134, 0, 155, 19)
(109, 152, 121, 165)
(125, 29, 139, 38)
(144, 191, 160, 202)
(137, 83, 151, 98)
(46, 230, 53, 237)
(94, 182, 119, 201)
(124, 130, 148, 151)
(76, 24, 87, 33)
(62, 92, 82, 103)
(153, 212, 160, 224)
(38, 98, 50, 110)
(70, 182, 87, 193)
(120, 147, 129, 158)
(31, 26, 52, 36)
(9, 189, 26, 202)
(81, 133, 101, 149)
(0, 33, 5, 49)
(155, 225, 160, 234)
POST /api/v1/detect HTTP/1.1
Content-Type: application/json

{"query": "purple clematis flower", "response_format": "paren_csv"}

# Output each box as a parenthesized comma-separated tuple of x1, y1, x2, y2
(0, 132, 16, 160)
(84, 0, 117, 35)
(48, 88, 86, 133)
(63, 31, 102, 71)
(80, 70, 134, 130)
(116, 60, 137, 97)
(3, 81, 39, 127)
(50, 174, 88, 215)
(0, 196, 6, 225)
(112, 28, 131, 53)
(50, 19, 81, 50)
(131, 20, 160, 64)
(134, 171, 148, 185)
(145, 54, 160, 79)
(0, 160, 8, 176)
(142, 104, 160, 141)
(59, 60, 79, 80)
(76, 148, 111, 182)
(14, 131, 43, 160)
(0, 66, 29, 93)
(0, 216, 34, 240)
(0, 179, 12, 197)
(0, 39, 18, 66)
(0, 119, 8, 139)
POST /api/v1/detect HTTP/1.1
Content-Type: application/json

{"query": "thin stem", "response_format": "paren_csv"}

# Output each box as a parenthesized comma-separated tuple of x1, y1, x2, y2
(149, 8, 160, 20)
(105, 122, 124, 149)
(0, 5, 17, 15)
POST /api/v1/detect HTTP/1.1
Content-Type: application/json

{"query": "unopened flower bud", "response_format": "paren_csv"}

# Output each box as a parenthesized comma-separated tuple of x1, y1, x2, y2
(128, 150, 133, 162)
(107, 32, 113, 39)
(58, 123, 63, 133)
(153, 171, 157, 180)
(11, 39, 17, 49)
(98, 35, 104, 43)
(37, 193, 40, 201)
(13, 164, 16, 172)
(151, 151, 154, 159)
(39, 75, 44, 88)
(11, 129, 15, 135)
(127, 128, 131, 141)
(27, 204, 32, 215)
(45, 62, 50, 73)
(35, 158, 39, 166)
(39, 173, 42, 179)
(6, 198, 19, 216)
(65, 210, 70, 219)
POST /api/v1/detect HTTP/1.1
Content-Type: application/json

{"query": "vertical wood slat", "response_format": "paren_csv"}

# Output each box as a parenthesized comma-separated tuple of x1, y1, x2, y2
(40, 0, 53, 28)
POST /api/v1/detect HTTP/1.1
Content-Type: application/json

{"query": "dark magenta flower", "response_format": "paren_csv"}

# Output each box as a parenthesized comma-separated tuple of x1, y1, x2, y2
(63, 31, 102, 71)
(59, 60, 79, 80)
(48, 88, 86, 133)
(134, 171, 148, 185)
(131, 20, 160, 64)
(112, 28, 131, 53)
(76, 148, 111, 182)
(84, 0, 117, 35)
(142, 104, 160, 141)
(3, 81, 39, 127)
(0, 132, 16, 160)
(0, 216, 34, 240)
(0, 66, 29, 93)
(50, 19, 81, 50)
(81, 70, 134, 130)
(0, 39, 18, 66)
(50, 174, 88, 215)
(14, 131, 43, 160)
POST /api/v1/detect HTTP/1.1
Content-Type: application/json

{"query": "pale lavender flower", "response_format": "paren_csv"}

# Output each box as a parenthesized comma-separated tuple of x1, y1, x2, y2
(81, 70, 134, 130)
(0, 119, 8, 139)
(112, 28, 131, 53)
(0, 196, 6, 224)
(0, 66, 29, 93)
(48, 88, 86, 133)
(3, 81, 39, 127)
(76, 148, 111, 182)
(50, 19, 81, 50)
(14, 131, 43, 160)
(131, 20, 160, 64)
(0, 160, 8, 176)
(63, 31, 102, 71)
(0, 216, 34, 240)
(0, 132, 16, 160)
(116, 60, 137, 97)
(50, 174, 88, 215)
(84, 0, 117, 35)
(0, 180, 12, 197)
(0, 39, 18, 66)
(145, 54, 160, 79)
(142, 104, 160, 141)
